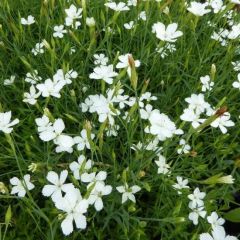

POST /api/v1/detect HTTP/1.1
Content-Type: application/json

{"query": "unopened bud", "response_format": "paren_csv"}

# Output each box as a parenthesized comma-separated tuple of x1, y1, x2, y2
(211, 63, 216, 81)
(43, 108, 54, 122)
(217, 175, 235, 184)
(189, 151, 197, 157)
(138, 171, 145, 178)
(128, 55, 138, 90)
(86, 17, 96, 27)
(215, 106, 227, 117)
(70, 89, 76, 97)
(42, 39, 50, 50)
(57, 214, 64, 220)
(201, 174, 235, 185)
(84, 120, 92, 132)
(128, 205, 136, 212)
(0, 182, 8, 194)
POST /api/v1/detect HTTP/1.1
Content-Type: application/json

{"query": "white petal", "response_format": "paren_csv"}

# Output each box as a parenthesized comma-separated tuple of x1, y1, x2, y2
(42, 185, 57, 197)
(60, 170, 68, 184)
(94, 198, 103, 211)
(74, 214, 87, 229)
(10, 177, 20, 185)
(61, 215, 74, 236)
(46, 171, 59, 185)
(53, 119, 65, 134)
(200, 233, 213, 240)
(122, 192, 128, 203)
(18, 189, 27, 197)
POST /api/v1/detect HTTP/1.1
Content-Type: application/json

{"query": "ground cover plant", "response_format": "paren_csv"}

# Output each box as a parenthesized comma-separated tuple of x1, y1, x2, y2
(0, 0, 240, 239)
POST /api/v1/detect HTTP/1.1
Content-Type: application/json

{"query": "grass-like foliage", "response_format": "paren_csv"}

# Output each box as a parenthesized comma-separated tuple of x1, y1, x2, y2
(0, 0, 240, 239)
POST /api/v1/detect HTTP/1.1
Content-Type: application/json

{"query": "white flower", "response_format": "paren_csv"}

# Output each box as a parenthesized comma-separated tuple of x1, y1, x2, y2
(152, 22, 183, 42)
(116, 53, 140, 77)
(231, 0, 240, 4)
(155, 155, 170, 175)
(4, 75, 15, 86)
(124, 21, 134, 30)
(180, 108, 205, 128)
(10, 174, 35, 197)
(70, 155, 93, 180)
(172, 176, 189, 194)
(36, 78, 64, 98)
(232, 61, 240, 72)
(111, 88, 130, 109)
(200, 75, 214, 92)
(228, 23, 240, 40)
(138, 11, 146, 21)
(131, 142, 143, 151)
(21, 15, 35, 25)
(0, 111, 19, 134)
(232, 73, 240, 89)
(187, 2, 211, 16)
(185, 94, 210, 114)
(188, 206, 206, 225)
(35, 115, 52, 132)
(51, 69, 76, 86)
(23, 85, 41, 105)
(177, 139, 191, 154)
(146, 110, 177, 141)
(210, 112, 235, 134)
(105, 2, 130, 11)
(25, 71, 42, 84)
(65, 4, 82, 28)
(116, 183, 141, 204)
(93, 54, 109, 66)
(70, 47, 76, 54)
(188, 188, 206, 208)
(81, 94, 119, 125)
(54, 134, 75, 153)
(146, 137, 161, 151)
(42, 170, 74, 202)
(207, 212, 225, 229)
(89, 65, 118, 84)
(209, 0, 225, 13)
(36, 118, 65, 142)
(65, 69, 78, 83)
(211, 29, 229, 46)
(32, 42, 45, 55)
(200, 226, 238, 240)
(139, 92, 157, 107)
(74, 129, 95, 151)
(81, 171, 107, 185)
(87, 181, 112, 211)
(140, 104, 154, 119)
(53, 25, 67, 38)
(106, 124, 120, 136)
(132, 137, 160, 152)
(127, 0, 137, 6)
(55, 188, 88, 236)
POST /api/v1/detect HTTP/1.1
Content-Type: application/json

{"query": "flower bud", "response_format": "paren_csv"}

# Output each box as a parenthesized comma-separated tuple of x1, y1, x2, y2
(86, 17, 96, 27)
(211, 63, 216, 81)
(0, 182, 8, 194)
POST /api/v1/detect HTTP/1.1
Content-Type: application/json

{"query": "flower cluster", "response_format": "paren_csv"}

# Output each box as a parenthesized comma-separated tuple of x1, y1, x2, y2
(2, 0, 240, 239)
(23, 69, 78, 105)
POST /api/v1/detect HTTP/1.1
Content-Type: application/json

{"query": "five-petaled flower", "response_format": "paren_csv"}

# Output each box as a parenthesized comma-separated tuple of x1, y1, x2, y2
(10, 174, 35, 197)
(0, 111, 19, 134)
(116, 183, 141, 204)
